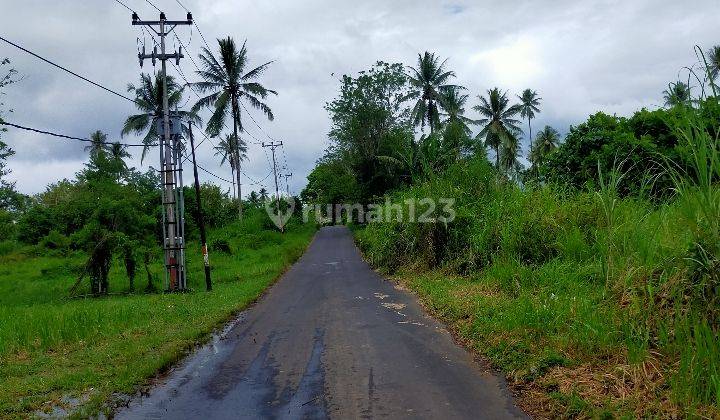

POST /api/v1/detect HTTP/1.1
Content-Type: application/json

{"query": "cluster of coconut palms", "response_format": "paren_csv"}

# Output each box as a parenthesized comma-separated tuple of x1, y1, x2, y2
(662, 45, 720, 107)
(406, 51, 559, 178)
(121, 36, 275, 218)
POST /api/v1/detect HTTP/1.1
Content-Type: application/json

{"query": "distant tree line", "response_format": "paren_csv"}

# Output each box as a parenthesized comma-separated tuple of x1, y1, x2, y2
(302, 44, 720, 208)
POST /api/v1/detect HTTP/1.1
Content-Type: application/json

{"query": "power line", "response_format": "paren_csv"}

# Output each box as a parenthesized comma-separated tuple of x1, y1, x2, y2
(239, 101, 278, 142)
(193, 21, 214, 55)
(241, 169, 272, 187)
(187, 156, 233, 183)
(173, 0, 189, 12)
(123, 3, 278, 189)
(0, 121, 153, 147)
(0, 36, 137, 104)
(143, 0, 162, 12)
(114, 0, 137, 13)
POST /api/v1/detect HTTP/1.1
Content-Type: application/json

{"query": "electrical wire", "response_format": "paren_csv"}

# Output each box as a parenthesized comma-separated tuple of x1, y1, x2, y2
(173, 0, 189, 12)
(114, 0, 137, 13)
(122, 1, 281, 188)
(0, 36, 137, 105)
(241, 169, 272, 186)
(238, 101, 278, 143)
(143, 0, 162, 12)
(0, 121, 154, 147)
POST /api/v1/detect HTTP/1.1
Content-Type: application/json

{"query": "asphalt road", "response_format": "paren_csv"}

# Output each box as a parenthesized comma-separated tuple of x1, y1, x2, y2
(117, 226, 525, 419)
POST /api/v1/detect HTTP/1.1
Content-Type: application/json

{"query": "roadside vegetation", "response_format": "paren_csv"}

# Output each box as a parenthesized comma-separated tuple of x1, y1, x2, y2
(0, 38, 313, 417)
(305, 47, 720, 417)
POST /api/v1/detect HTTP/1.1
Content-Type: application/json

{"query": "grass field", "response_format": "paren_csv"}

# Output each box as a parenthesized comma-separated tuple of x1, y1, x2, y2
(355, 152, 720, 417)
(0, 217, 315, 418)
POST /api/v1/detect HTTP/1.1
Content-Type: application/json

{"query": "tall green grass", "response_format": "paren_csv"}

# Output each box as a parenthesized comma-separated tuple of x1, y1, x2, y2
(356, 122, 720, 415)
(0, 213, 315, 417)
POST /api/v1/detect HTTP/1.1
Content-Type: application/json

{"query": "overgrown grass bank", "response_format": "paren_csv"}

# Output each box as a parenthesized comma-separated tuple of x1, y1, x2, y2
(0, 214, 315, 418)
(355, 152, 719, 417)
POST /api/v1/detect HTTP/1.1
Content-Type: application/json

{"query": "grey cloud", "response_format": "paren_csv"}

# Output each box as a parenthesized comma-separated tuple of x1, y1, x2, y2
(1, 0, 718, 195)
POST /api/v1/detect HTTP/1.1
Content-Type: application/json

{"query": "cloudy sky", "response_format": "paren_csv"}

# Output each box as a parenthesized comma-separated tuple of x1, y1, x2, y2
(0, 0, 716, 196)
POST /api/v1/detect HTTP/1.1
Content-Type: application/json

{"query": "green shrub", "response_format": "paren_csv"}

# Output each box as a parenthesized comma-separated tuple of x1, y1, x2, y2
(40, 230, 70, 251)
(210, 238, 232, 254)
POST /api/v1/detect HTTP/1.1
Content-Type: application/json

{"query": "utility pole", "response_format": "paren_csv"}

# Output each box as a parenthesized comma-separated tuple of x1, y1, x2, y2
(132, 10, 193, 291)
(262, 141, 284, 232)
(188, 123, 212, 291)
(283, 172, 292, 196)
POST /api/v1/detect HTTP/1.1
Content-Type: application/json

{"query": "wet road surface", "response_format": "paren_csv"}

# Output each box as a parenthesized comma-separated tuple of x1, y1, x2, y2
(117, 226, 525, 419)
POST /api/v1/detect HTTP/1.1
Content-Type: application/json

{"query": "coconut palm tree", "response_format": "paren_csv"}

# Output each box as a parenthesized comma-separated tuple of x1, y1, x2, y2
(259, 187, 269, 202)
(248, 191, 260, 207)
(663, 81, 692, 107)
(440, 87, 475, 135)
(473, 88, 523, 169)
(122, 73, 200, 162)
(706, 45, 720, 81)
(85, 131, 109, 158)
(407, 51, 463, 132)
(213, 134, 247, 200)
(192, 37, 277, 219)
(108, 142, 131, 181)
(499, 136, 522, 178)
(517, 89, 541, 144)
(529, 125, 560, 172)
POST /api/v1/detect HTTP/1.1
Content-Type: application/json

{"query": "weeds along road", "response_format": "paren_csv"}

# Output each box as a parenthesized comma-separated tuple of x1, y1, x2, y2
(117, 226, 525, 419)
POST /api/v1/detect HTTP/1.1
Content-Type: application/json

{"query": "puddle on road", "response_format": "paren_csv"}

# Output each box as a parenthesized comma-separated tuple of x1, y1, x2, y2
(381, 302, 406, 310)
(398, 321, 426, 326)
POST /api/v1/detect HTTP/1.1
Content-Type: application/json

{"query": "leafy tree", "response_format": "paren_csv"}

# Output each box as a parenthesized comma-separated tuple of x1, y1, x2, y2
(0, 58, 25, 216)
(0, 57, 19, 116)
(407, 52, 462, 132)
(473, 88, 523, 169)
(193, 37, 276, 219)
(663, 81, 692, 107)
(182, 183, 234, 231)
(542, 110, 686, 197)
(301, 157, 359, 206)
(517, 89, 541, 143)
(325, 61, 412, 203)
(259, 187, 269, 201)
(0, 139, 15, 200)
(122, 73, 200, 162)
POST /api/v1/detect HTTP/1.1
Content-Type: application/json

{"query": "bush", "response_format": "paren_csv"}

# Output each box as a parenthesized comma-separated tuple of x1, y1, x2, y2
(40, 230, 70, 251)
(210, 238, 232, 254)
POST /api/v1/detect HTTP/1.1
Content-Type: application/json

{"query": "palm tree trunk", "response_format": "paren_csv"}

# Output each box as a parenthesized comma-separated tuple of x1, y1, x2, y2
(231, 167, 237, 200)
(494, 145, 500, 168)
(428, 100, 434, 133)
(232, 99, 243, 221)
(528, 116, 532, 145)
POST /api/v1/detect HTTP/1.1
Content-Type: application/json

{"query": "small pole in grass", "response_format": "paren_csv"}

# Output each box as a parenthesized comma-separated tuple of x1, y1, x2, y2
(188, 122, 212, 291)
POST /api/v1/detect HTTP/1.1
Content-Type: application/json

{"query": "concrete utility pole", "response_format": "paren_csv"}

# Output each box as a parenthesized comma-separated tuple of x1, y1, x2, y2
(188, 123, 212, 291)
(283, 172, 292, 196)
(132, 11, 193, 291)
(262, 141, 284, 232)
